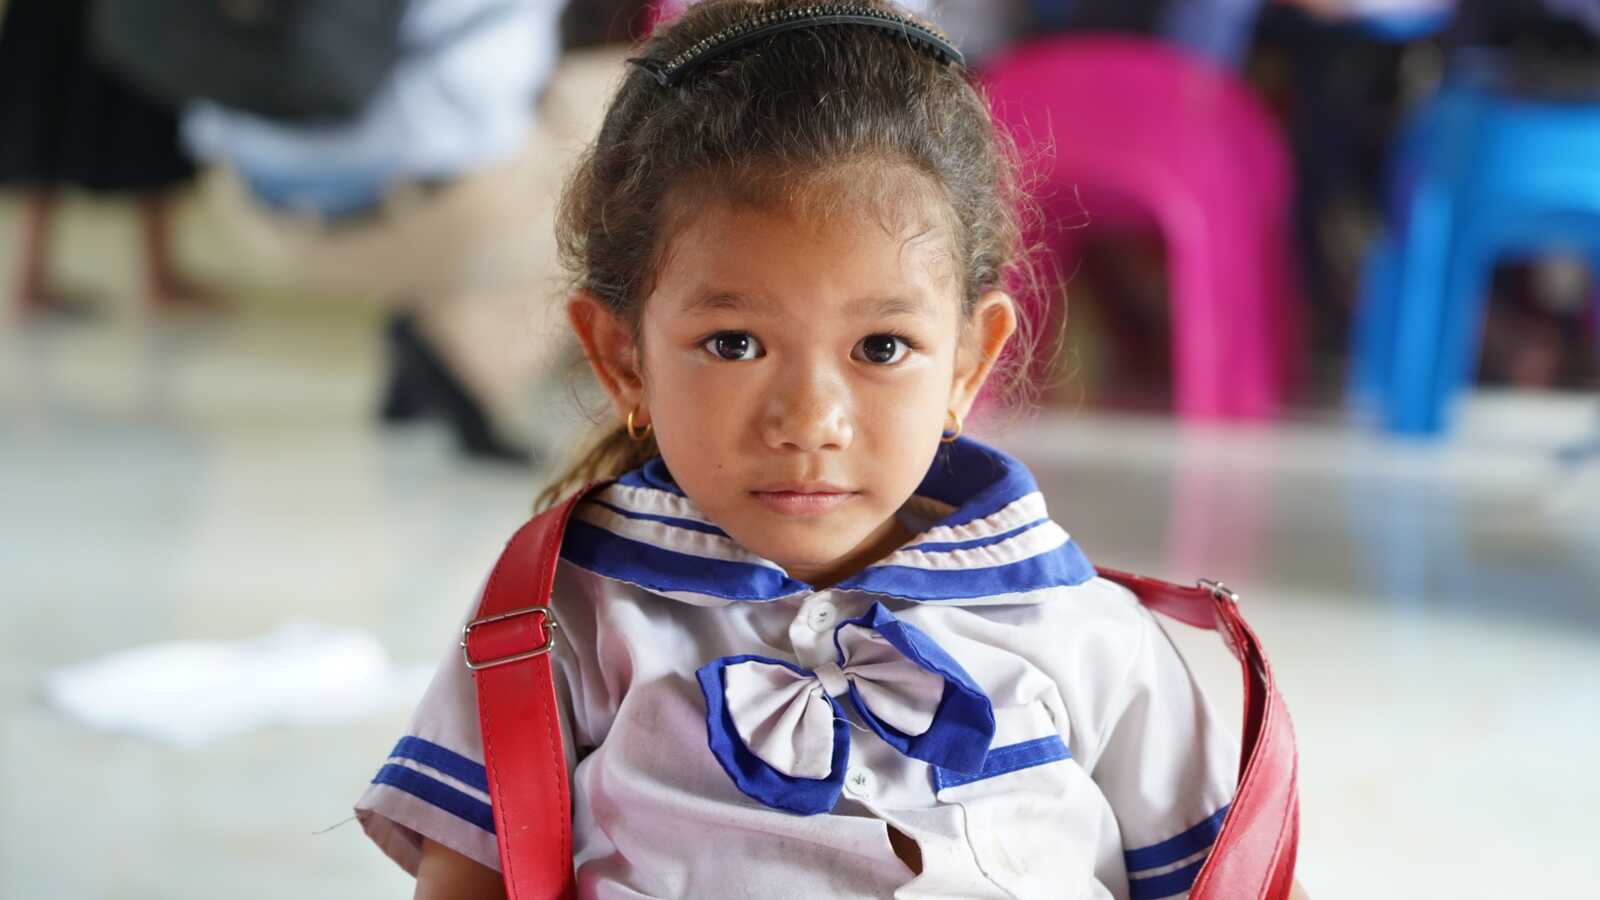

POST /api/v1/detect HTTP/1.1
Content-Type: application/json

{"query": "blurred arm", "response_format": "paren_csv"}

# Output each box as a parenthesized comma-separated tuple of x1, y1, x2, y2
(413, 838, 506, 900)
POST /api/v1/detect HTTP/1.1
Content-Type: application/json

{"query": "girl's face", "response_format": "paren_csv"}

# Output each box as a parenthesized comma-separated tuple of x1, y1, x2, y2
(572, 191, 1016, 586)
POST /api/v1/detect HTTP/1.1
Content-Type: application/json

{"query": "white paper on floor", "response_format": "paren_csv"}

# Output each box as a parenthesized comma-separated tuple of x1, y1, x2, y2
(41, 620, 433, 747)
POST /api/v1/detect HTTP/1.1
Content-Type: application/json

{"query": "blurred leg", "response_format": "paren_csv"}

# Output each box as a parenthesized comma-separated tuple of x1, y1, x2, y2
(387, 308, 533, 466)
(13, 187, 55, 312)
(139, 190, 220, 311)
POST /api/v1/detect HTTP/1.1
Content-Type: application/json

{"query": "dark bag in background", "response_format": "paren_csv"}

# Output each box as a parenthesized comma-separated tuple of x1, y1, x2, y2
(88, 0, 408, 123)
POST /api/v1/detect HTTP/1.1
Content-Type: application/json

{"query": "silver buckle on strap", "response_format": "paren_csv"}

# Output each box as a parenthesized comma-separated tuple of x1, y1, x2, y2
(460, 605, 559, 671)
(1197, 578, 1241, 605)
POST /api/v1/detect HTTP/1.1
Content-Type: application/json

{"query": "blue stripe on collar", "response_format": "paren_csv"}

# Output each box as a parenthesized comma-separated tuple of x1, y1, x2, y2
(562, 518, 808, 602)
(838, 540, 1096, 602)
(616, 456, 686, 496)
(559, 437, 1095, 604)
(592, 498, 729, 538)
(912, 437, 1042, 527)
(906, 517, 1049, 553)
(562, 518, 809, 602)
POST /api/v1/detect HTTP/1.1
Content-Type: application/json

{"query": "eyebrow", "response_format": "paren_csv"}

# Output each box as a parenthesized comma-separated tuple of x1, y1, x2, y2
(678, 291, 936, 319)
(679, 291, 752, 316)
(844, 294, 936, 318)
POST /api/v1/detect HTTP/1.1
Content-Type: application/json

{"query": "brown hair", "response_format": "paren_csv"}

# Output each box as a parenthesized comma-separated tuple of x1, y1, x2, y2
(538, 0, 1043, 510)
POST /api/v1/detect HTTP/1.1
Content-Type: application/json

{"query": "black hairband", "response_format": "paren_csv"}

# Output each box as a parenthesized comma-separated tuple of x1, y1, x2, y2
(629, 4, 965, 87)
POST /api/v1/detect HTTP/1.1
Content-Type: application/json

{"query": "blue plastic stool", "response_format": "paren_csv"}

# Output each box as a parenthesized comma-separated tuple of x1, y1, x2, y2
(1352, 79, 1600, 435)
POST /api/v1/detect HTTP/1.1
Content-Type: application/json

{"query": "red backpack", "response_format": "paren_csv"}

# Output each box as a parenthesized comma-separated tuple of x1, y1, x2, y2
(461, 485, 1300, 899)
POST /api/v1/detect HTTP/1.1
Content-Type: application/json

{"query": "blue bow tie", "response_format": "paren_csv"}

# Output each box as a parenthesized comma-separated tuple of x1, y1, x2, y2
(697, 602, 995, 815)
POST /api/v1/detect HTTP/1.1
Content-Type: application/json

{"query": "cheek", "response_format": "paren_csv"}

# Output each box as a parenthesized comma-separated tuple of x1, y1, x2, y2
(862, 382, 941, 430)
(645, 353, 754, 448)
(855, 370, 954, 472)
(883, 350, 960, 418)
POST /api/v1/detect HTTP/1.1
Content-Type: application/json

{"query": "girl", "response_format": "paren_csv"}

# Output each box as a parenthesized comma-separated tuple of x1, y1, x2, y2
(356, 2, 1304, 897)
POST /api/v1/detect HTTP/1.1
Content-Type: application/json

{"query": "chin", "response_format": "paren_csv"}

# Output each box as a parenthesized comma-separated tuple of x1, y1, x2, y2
(739, 526, 869, 574)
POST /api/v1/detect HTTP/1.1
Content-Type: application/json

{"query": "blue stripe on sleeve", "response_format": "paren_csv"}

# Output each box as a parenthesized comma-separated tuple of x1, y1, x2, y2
(389, 736, 489, 793)
(931, 735, 1071, 791)
(1128, 857, 1206, 900)
(371, 763, 496, 834)
(1123, 805, 1230, 872)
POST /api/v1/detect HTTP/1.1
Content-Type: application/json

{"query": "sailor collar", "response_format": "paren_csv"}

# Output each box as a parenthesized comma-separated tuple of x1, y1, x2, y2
(559, 436, 1095, 607)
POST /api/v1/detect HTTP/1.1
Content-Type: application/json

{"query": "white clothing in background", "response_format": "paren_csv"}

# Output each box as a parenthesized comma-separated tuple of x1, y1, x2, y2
(183, 0, 566, 184)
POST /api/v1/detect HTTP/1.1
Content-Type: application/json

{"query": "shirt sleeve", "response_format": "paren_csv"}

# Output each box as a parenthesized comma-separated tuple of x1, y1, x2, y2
(1083, 603, 1239, 900)
(353, 586, 584, 877)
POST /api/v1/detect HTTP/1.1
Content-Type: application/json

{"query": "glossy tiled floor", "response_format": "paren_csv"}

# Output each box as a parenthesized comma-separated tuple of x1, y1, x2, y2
(3, 204, 1598, 900)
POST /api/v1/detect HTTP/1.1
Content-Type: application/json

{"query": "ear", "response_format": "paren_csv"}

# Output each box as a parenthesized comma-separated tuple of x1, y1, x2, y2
(568, 290, 647, 423)
(949, 290, 1018, 419)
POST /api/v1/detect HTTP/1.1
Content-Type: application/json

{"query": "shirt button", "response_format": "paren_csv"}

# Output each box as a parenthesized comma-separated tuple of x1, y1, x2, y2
(807, 602, 838, 632)
(844, 767, 875, 799)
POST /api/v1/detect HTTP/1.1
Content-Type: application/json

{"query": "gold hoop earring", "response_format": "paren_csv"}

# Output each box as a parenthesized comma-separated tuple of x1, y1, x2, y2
(626, 407, 653, 442)
(941, 409, 963, 444)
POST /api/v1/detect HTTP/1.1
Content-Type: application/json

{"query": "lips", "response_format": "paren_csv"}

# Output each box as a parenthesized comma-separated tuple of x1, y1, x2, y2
(751, 481, 853, 495)
(749, 482, 859, 517)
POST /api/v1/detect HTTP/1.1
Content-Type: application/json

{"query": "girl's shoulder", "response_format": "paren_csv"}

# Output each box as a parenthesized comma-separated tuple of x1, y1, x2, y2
(956, 572, 1165, 682)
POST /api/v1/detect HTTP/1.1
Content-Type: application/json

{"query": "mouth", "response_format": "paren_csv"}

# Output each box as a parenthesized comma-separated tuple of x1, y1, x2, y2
(749, 483, 859, 517)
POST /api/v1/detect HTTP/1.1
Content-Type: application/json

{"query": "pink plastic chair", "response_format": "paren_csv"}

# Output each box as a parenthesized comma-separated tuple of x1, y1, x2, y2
(982, 36, 1301, 420)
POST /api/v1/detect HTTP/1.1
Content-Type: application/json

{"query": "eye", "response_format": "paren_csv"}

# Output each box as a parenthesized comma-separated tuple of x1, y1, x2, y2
(853, 334, 912, 365)
(703, 331, 764, 361)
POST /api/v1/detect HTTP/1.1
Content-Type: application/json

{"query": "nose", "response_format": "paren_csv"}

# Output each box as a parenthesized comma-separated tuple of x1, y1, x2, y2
(760, 365, 854, 453)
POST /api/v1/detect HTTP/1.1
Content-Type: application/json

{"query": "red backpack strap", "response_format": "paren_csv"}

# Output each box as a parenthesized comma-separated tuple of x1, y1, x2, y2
(463, 484, 606, 900)
(1097, 568, 1300, 900)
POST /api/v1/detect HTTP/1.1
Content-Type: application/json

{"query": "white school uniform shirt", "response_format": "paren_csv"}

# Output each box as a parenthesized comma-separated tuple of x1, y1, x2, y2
(356, 438, 1237, 899)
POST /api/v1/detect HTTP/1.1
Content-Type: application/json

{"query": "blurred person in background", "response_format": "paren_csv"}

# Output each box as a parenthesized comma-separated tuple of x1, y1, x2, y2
(1023, 0, 1266, 67)
(1446, 0, 1600, 84)
(1436, 0, 1600, 389)
(178, 0, 588, 465)
(1250, 2, 1449, 368)
(1244, 0, 1598, 387)
(0, 0, 217, 318)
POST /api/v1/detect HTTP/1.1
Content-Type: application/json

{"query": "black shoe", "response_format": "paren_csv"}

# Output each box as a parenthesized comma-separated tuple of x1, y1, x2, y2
(379, 352, 429, 424)
(381, 312, 536, 466)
